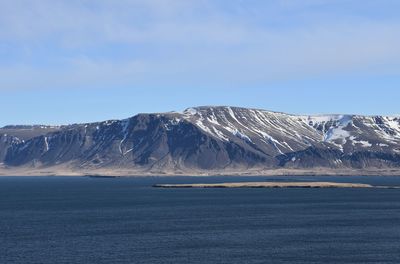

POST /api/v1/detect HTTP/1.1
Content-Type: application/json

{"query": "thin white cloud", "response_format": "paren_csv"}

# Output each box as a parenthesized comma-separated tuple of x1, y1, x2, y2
(0, 0, 400, 90)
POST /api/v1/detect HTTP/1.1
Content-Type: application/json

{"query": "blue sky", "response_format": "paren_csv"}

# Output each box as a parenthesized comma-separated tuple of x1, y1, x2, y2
(1, 0, 400, 126)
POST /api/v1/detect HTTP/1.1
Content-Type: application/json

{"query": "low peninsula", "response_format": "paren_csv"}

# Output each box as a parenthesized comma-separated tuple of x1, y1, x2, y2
(154, 182, 376, 189)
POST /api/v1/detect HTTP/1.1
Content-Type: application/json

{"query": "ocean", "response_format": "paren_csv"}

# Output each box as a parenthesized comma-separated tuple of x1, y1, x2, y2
(1, 176, 400, 264)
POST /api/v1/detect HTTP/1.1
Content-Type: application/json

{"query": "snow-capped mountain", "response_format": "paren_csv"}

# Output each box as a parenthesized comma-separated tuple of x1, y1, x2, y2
(1, 106, 400, 174)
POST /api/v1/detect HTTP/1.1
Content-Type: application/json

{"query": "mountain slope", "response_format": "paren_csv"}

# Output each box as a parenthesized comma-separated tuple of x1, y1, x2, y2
(0, 125, 60, 162)
(1, 106, 400, 175)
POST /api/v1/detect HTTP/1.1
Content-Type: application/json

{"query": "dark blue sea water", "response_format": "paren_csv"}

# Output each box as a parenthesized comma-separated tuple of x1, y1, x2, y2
(1, 176, 400, 264)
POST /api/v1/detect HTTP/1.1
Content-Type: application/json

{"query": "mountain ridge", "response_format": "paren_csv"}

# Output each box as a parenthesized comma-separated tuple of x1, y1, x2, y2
(1, 106, 400, 176)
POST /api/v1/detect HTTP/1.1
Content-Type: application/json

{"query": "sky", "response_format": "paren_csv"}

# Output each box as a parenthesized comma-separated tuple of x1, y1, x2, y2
(1, 0, 400, 126)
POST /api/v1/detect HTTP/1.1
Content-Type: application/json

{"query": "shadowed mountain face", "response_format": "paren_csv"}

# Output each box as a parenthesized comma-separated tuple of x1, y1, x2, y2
(1, 106, 400, 172)
(0, 126, 61, 162)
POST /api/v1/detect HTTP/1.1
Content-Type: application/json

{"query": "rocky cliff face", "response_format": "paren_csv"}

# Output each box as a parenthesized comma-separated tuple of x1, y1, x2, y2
(0, 125, 60, 163)
(1, 106, 400, 173)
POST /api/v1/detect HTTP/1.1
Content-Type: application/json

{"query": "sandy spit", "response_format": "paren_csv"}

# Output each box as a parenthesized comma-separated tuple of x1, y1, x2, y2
(154, 182, 376, 188)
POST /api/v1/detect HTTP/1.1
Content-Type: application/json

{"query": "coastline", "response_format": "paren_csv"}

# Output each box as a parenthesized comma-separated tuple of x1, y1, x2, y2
(1, 166, 400, 177)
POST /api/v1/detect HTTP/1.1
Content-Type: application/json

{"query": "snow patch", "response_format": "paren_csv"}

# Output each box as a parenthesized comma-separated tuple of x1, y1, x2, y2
(123, 148, 133, 155)
(119, 119, 130, 154)
(184, 108, 198, 116)
(255, 130, 285, 154)
(195, 120, 213, 135)
(44, 137, 49, 152)
(227, 107, 240, 123)
(357, 140, 373, 147)
(303, 115, 353, 144)
(233, 130, 252, 143)
(334, 159, 343, 165)
(322, 116, 352, 143)
(207, 114, 220, 126)
(212, 126, 229, 141)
